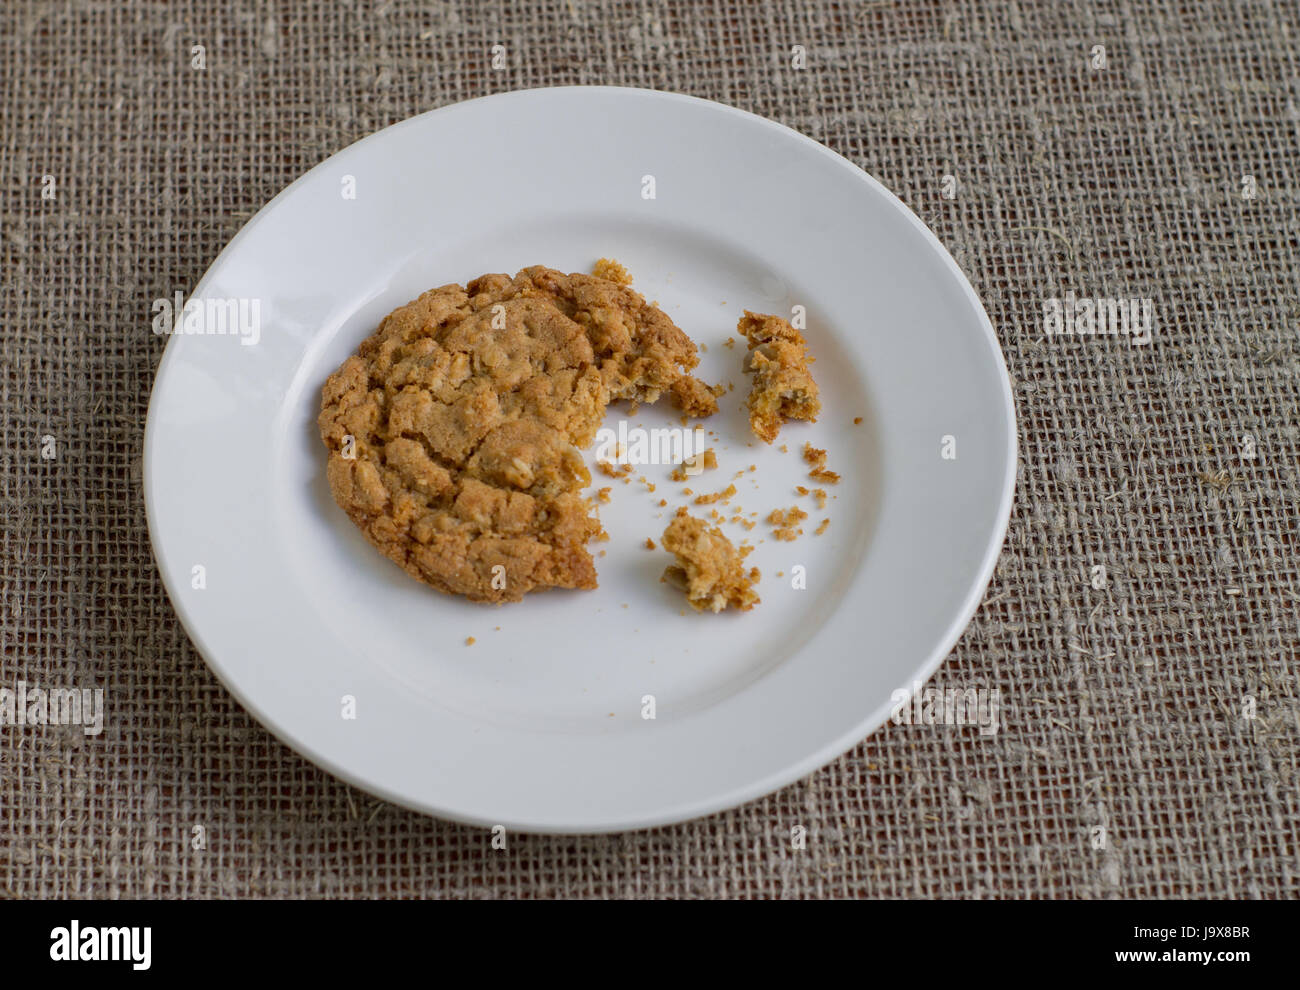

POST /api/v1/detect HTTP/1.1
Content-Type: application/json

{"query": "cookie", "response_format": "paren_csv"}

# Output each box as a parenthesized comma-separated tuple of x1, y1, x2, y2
(318, 265, 714, 604)
(738, 311, 821, 443)
(660, 507, 760, 612)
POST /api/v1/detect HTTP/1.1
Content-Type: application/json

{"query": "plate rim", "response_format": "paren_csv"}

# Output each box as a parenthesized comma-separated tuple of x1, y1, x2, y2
(144, 85, 1018, 833)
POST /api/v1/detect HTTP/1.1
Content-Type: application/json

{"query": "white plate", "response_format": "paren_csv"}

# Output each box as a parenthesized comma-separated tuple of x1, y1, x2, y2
(145, 87, 1015, 833)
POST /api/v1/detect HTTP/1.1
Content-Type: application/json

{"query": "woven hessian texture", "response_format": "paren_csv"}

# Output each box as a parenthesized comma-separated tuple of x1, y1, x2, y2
(3, 0, 1298, 899)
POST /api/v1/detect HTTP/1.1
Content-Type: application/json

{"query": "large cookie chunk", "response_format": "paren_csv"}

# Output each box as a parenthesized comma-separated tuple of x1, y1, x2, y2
(318, 265, 712, 603)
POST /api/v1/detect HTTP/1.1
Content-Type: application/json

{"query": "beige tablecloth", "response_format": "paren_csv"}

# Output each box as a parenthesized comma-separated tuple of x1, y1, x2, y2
(3, 0, 1297, 898)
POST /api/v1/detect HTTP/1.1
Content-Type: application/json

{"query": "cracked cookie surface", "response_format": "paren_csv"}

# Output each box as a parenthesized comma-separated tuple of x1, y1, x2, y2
(318, 265, 713, 603)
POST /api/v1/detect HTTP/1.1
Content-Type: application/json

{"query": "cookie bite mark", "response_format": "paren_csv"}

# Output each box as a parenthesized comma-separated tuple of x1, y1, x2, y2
(738, 311, 821, 443)
(669, 374, 720, 418)
(660, 507, 760, 613)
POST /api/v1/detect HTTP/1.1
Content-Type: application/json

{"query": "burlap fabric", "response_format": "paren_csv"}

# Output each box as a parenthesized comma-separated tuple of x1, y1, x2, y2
(3, 0, 1297, 899)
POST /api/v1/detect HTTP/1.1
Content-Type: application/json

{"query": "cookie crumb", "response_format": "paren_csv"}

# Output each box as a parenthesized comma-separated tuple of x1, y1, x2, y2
(815, 518, 830, 535)
(660, 507, 760, 612)
(803, 443, 841, 484)
(767, 506, 808, 526)
(694, 483, 737, 505)
(767, 505, 808, 542)
(670, 447, 717, 481)
(465, 637, 476, 646)
(598, 459, 632, 479)
(645, 537, 656, 550)
(592, 257, 633, 285)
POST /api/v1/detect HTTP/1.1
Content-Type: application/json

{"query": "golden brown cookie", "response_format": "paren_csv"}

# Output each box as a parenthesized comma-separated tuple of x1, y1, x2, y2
(660, 507, 760, 612)
(318, 265, 714, 604)
(738, 311, 821, 443)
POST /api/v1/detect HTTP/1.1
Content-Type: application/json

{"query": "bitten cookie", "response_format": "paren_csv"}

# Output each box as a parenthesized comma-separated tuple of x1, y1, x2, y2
(318, 265, 714, 604)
